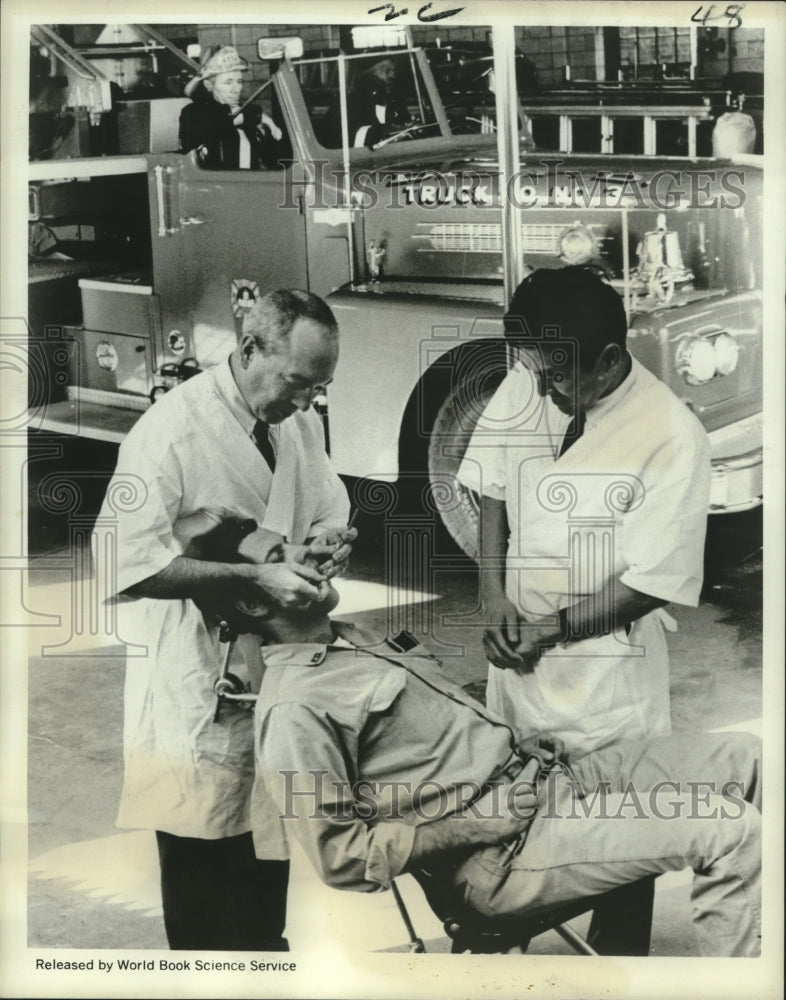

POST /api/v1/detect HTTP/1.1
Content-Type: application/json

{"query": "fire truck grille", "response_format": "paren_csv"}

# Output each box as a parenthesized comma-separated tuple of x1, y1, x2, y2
(519, 224, 571, 254)
(415, 222, 608, 255)
(416, 223, 503, 253)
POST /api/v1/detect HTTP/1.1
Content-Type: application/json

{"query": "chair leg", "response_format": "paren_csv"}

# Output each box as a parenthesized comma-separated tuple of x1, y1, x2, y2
(554, 922, 598, 956)
(390, 880, 426, 953)
(586, 876, 656, 956)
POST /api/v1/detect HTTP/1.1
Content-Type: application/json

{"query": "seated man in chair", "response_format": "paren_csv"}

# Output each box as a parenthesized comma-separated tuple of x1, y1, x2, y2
(194, 520, 762, 957)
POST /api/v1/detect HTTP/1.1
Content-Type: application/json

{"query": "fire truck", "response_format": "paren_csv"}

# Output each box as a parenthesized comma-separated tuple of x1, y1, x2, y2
(27, 25, 763, 554)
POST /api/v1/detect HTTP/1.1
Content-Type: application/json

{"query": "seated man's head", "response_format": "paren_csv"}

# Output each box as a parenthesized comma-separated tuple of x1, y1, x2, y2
(234, 288, 339, 425)
(232, 532, 341, 642)
(504, 267, 628, 417)
(181, 512, 338, 640)
(233, 576, 340, 643)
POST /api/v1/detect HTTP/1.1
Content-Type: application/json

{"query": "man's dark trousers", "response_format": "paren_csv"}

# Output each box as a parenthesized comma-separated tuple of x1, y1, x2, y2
(156, 831, 289, 951)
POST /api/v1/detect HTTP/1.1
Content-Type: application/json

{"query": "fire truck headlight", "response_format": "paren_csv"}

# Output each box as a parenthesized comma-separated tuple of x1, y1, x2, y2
(713, 332, 740, 376)
(677, 336, 716, 385)
(559, 224, 596, 264)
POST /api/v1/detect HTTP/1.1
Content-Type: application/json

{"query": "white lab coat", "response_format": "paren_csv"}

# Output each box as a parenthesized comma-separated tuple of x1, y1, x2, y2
(458, 358, 711, 756)
(98, 359, 349, 838)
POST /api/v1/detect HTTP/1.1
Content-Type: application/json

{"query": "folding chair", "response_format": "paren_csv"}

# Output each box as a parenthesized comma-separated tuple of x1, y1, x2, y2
(391, 875, 655, 956)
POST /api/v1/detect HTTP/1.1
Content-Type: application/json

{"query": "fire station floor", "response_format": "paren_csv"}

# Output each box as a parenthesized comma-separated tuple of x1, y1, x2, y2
(20, 497, 765, 957)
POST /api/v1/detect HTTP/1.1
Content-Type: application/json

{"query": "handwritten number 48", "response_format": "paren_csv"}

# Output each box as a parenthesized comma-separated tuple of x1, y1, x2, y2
(691, 4, 745, 28)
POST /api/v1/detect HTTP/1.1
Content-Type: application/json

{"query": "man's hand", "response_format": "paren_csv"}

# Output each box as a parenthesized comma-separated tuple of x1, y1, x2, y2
(467, 756, 541, 845)
(243, 560, 328, 609)
(305, 526, 358, 579)
(481, 590, 524, 669)
(512, 622, 563, 673)
(258, 112, 283, 141)
(406, 758, 541, 869)
(518, 732, 567, 764)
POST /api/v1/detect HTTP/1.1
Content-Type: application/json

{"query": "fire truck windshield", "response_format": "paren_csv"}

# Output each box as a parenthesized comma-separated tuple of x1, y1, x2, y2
(300, 50, 440, 151)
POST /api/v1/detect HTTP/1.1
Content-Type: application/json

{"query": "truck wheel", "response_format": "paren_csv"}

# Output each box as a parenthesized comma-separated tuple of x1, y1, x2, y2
(426, 369, 506, 560)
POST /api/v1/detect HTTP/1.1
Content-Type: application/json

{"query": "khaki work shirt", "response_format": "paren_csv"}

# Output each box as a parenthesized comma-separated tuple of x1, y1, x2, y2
(253, 622, 519, 889)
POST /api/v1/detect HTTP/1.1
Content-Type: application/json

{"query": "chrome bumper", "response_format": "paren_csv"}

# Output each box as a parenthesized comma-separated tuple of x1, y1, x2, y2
(707, 412, 763, 513)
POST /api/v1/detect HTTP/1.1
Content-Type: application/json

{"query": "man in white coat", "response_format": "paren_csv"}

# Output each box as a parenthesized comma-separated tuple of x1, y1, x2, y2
(457, 267, 711, 953)
(98, 288, 354, 950)
(459, 267, 711, 757)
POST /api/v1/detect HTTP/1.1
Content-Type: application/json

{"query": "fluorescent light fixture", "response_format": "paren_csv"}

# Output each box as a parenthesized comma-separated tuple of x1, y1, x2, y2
(351, 25, 408, 50)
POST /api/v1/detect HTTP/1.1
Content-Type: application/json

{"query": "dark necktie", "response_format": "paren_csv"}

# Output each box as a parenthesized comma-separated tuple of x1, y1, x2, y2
(252, 420, 276, 472)
(558, 410, 586, 458)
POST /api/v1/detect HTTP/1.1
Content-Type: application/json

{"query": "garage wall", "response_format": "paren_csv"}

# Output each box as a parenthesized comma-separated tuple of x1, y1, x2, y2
(70, 24, 197, 46)
(198, 23, 604, 88)
(190, 22, 764, 90)
(700, 27, 765, 78)
(524, 26, 600, 85)
(409, 25, 490, 45)
(197, 24, 343, 86)
(413, 24, 602, 85)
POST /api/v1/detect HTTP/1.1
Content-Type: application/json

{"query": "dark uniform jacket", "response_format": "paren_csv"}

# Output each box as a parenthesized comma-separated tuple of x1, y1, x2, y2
(179, 97, 282, 169)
